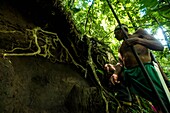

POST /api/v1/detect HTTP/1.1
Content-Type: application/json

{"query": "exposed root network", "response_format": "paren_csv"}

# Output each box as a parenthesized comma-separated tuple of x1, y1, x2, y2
(1, 28, 122, 113)
(2, 27, 86, 72)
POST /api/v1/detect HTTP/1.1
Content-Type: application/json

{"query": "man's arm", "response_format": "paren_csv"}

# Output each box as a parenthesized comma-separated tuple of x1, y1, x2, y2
(109, 53, 124, 84)
(126, 29, 164, 51)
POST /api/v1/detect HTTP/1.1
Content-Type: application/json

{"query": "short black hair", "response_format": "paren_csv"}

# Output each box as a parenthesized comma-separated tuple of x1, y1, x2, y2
(114, 24, 128, 32)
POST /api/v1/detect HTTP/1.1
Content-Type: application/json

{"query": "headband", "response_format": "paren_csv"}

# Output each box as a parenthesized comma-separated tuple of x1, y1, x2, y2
(114, 24, 128, 31)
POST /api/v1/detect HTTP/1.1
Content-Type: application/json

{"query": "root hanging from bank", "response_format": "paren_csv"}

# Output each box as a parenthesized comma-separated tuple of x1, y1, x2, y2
(2, 27, 86, 72)
(1, 27, 123, 112)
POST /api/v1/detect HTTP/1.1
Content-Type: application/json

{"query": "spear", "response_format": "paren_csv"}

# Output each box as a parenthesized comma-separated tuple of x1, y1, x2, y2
(106, 0, 169, 112)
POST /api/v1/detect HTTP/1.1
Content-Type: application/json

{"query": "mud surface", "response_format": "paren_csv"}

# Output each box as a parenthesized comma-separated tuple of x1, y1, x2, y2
(0, 1, 98, 113)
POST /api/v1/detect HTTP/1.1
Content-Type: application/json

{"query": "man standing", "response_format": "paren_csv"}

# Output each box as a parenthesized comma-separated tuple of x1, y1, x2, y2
(105, 24, 170, 112)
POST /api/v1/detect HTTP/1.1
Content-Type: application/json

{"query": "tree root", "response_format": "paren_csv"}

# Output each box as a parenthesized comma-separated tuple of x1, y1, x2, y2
(2, 27, 86, 72)
(1, 27, 122, 112)
(86, 37, 121, 113)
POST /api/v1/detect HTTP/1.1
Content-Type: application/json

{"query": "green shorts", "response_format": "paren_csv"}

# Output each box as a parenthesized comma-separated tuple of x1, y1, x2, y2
(124, 63, 169, 108)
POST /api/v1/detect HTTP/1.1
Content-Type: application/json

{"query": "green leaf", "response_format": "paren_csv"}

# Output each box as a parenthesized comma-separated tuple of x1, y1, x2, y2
(96, 69, 104, 75)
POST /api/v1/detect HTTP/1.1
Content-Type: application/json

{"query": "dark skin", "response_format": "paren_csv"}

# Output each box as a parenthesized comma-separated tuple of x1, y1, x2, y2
(105, 28, 164, 84)
(105, 28, 169, 113)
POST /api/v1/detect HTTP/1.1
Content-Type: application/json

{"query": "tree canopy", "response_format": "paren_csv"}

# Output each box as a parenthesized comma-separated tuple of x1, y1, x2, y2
(66, 0, 170, 75)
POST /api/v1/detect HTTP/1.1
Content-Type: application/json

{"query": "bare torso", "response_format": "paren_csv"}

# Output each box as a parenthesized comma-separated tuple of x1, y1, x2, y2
(119, 37, 151, 68)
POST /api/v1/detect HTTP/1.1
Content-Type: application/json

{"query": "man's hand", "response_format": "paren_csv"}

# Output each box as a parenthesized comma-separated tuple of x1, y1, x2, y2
(110, 73, 120, 85)
(104, 64, 115, 73)
(104, 63, 122, 85)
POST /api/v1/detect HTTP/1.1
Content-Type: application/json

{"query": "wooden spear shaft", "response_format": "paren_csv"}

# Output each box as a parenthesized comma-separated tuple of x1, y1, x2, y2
(106, 0, 169, 112)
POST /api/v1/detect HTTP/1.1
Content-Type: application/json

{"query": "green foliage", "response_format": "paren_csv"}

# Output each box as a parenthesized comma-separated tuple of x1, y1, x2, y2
(153, 49, 170, 78)
(63, 0, 170, 112)
(96, 69, 104, 75)
(72, 0, 169, 68)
